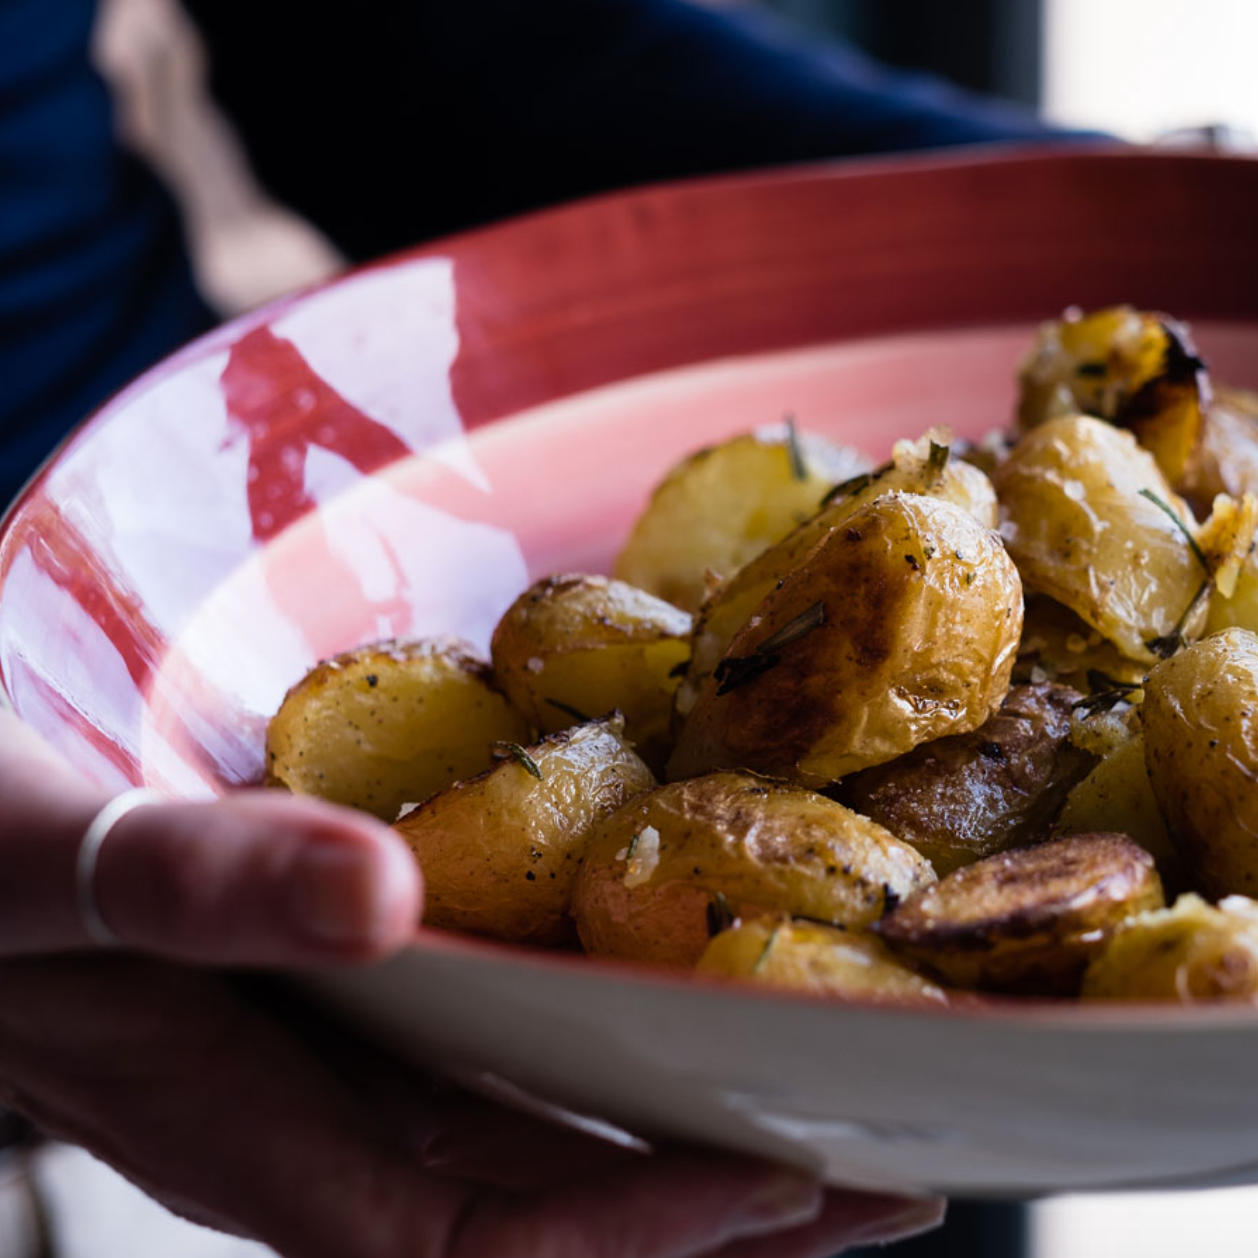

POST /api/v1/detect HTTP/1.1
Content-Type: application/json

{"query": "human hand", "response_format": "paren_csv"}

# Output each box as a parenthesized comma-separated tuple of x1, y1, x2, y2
(0, 712, 944, 1256)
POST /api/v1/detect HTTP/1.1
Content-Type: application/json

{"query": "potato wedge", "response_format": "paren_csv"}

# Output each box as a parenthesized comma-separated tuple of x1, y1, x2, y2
(668, 492, 1022, 787)
(839, 683, 1095, 876)
(995, 414, 1206, 665)
(571, 771, 935, 969)
(614, 425, 870, 613)
(394, 716, 655, 946)
(266, 638, 529, 821)
(490, 574, 690, 771)
(1082, 894, 1258, 1003)
(1054, 710, 1185, 891)
(1190, 385, 1258, 506)
(874, 833, 1165, 995)
(677, 431, 998, 719)
(697, 918, 947, 1004)
(1142, 628, 1258, 898)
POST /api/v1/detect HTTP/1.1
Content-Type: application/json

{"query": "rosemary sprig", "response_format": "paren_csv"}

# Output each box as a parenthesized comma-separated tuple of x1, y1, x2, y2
(706, 891, 734, 938)
(545, 697, 592, 724)
(1138, 488, 1208, 571)
(784, 414, 807, 482)
(493, 741, 542, 779)
(752, 924, 782, 974)
(818, 460, 891, 509)
(1145, 579, 1212, 660)
(714, 601, 826, 695)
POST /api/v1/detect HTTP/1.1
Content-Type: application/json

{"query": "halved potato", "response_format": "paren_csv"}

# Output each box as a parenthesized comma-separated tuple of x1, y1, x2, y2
(697, 918, 947, 1004)
(1016, 305, 1209, 493)
(677, 430, 998, 719)
(266, 638, 529, 821)
(613, 425, 870, 613)
(490, 574, 690, 771)
(1142, 628, 1258, 898)
(1082, 894, 1258, 1003)
(571, 771, 935, 969)
(394, 716, 655, 947)
(995, 414, 1205, 665)
(874, 833, 1165, 995)
(669, 492, 1022, 787)
(839, 683, 1095, 876)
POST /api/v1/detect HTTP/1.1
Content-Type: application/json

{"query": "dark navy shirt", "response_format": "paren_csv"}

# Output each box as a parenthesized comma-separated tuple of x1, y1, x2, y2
(0, 0, 1078, 506)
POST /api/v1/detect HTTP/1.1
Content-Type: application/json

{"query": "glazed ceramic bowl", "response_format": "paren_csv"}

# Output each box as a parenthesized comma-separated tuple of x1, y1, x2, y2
(4, 148, 1258, 1195)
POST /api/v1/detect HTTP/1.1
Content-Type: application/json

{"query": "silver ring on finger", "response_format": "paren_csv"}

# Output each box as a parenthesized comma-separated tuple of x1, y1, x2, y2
(75, 788, 163, 948)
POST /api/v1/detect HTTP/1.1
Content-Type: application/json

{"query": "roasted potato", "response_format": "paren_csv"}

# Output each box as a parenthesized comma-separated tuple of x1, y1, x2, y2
(1082, 894, 1258, 1003)
(613, 424, 870, 613)
(490, 574, 690, 771)
(1190, 385, 1258, 506)
(1142, 628, 1258, 897)
(571, 771, 935, 969)
(677, 431, 998, 720)
(839, 683, 1095, 876)
(697, 918, 947, 1004)
(995, 414, 1206, 665)
(668, 492, 1022, 787)
(875, 833, 1165, 995)
(1014, 596, 1148, 689)
(266, 638, 530, 821)
(1054, 707, 1185, 890)
(394, 716, 655, 946)
(1016, 306, 1209, 492)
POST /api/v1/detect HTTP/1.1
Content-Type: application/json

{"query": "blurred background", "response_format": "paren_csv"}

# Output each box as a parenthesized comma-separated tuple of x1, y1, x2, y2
(4, 0, 1255, 1255)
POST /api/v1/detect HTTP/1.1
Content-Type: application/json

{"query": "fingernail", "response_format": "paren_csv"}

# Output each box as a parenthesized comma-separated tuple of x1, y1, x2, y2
(734, 1170, 824, 1231)
(848, 1197, 947, 1247)
(288, 839, 396, 946)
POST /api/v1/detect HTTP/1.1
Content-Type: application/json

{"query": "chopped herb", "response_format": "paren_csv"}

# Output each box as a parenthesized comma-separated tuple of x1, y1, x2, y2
(714, 601, 827, 696)
(1073, 688, 1134, 717)
(667, 659, 691, 679)
(752, 925, 782, 974)
(905, 553, 921, 571)
(1145, 579, 1212, 660)
(1076, 361, 1108, 378)
(927, 441, 951, 479)
(820, 472, 871, 507)
(964, 571, 976, 586)
(1138, 488, 1208, 571)
(493, 741, 542, 779)
(1085, 670, 1141, 695)
(923, 544, 936, 560)
(626, 832, 640, 860)
(545, 697, 592, 724)
(365, 674, 379, 688)
(784, 413, 807, 481)
(706, 891, 734, 938)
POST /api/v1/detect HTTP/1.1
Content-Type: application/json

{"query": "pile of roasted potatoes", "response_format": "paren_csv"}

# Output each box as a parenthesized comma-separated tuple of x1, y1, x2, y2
(267, 305, 1258, 1006)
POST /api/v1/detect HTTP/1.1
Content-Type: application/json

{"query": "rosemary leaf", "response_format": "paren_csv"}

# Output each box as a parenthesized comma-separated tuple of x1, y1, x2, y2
(545, 697, 592, 724)
(927, 441, 951, 478)
(493, 741, 542, 779)
(714, 601, 826, 696)
(784, 413, 807, 482)
(1138, 488, 1208, 571)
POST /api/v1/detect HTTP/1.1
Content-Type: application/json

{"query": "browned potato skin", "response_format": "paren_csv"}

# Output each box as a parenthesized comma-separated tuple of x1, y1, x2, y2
(697, 918, 947, 1005)
(571, 772, 935, 969)
(490, 574, 690, 772)
(394, 717, 655, 947)
(1142, 629, 1258, 898)
(613, 428, 870, 613)
(668, 492, 1022, 787)
(875, 833, 1165, 995)
(838, 683, 1095, 876)
(266, 638, 530, 821)
(1082, 894, 1258, 1002)
(676, 433, 998, 721)
(995, 414, 1204, 665)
